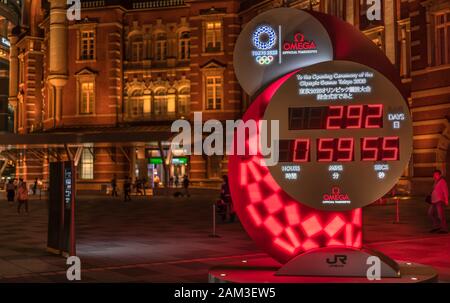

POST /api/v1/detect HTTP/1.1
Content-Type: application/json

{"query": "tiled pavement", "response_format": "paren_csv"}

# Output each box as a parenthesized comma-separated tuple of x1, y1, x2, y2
(0, 189, 449, 282)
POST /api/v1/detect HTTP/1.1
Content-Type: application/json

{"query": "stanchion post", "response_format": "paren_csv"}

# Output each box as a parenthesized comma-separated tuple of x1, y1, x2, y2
(394, 198, 400, 224)
(209, 204, 221, 238)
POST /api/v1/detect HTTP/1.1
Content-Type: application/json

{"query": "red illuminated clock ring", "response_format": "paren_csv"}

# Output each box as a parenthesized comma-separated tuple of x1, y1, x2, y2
(263, 60, 413, 211)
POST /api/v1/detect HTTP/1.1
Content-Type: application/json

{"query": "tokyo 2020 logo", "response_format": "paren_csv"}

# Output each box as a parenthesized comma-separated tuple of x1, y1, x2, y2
(251, 25, 278, 65)
(252, 25, 277, 50)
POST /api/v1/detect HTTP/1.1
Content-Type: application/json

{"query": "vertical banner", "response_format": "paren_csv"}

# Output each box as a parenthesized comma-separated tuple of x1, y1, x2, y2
(47, 161, 76, 256)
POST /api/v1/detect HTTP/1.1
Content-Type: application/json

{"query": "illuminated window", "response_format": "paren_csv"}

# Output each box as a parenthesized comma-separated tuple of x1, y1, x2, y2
(154, 89, 168, 114)
(80, 148, 94, 180)
(168, 94, 176, 113)
(435, 12, 450, 65)
(205, 21, 222, 52)
(205, 76, 223, 110)
(80, 82, 95, 114)
(155, 32, 167, 61)
(178, 87, 190, 114)
(130, 91, 144, 116)
(80, 30, 95, 60)
(179, 31, 190, 60)
(143, 95, 151, 115)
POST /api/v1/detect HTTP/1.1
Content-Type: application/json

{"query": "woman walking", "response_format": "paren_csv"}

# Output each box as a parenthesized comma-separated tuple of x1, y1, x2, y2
(6, 180, 15, 205)
(17, 182, 29, 214)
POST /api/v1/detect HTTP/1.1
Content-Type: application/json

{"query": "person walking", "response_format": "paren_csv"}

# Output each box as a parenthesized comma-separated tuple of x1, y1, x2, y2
(111, 175, 118, 197)
(220, 175, 235, 223)
(6, 180, 15, 205)
(428, 169, 448, 234)
(123, 177, 132, 202)
(182, 175, 190, 197)
(17, 182, 29, 214)
(33, 178, 38, 195)
(174, 175, 180, 188)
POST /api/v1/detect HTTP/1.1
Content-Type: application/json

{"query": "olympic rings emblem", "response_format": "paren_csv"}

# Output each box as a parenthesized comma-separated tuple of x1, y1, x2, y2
(256, 55, 274, 65)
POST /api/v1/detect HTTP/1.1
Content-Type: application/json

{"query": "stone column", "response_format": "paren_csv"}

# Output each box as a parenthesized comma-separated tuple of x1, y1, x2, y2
(345, 0, 354, 25)
(383, 0, 396, 64)
(47, 0, 68, 125)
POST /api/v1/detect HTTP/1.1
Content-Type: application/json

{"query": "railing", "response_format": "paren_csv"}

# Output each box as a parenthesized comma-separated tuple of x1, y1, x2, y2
(132, 0, 185, 9)
(124, 112, 188, 122)
(80, 0, 186, 10)
(81, 0, 106, 9)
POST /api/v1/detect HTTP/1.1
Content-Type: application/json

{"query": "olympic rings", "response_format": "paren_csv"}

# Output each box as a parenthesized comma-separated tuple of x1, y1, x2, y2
(256, 55, 274, 65)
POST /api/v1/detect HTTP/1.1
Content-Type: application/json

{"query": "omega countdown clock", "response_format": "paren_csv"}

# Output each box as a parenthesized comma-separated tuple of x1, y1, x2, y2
(209, 8, 438, 281)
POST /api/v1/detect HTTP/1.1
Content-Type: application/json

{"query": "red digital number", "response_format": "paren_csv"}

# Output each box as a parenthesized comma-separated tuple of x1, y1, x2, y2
(361, 137, 400, 161)
(346, 105, 363, 129)
(326, 106, 343, 129)
(365, 104, 383, 128)
(361, 137, 379, 161)
(293, 139, 310, 162)
(336, 138, 354, 161)
(382, 137, 399, 160)
(317, 138, 335, 162)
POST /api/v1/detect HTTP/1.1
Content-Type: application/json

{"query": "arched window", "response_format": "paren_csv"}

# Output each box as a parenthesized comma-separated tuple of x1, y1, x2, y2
(155, 32, 167, 61)
(179, 31, 190, 60)
(178, 87, 190, 115)
(129, 90, 144, 117)
(154, 89, 168, 115)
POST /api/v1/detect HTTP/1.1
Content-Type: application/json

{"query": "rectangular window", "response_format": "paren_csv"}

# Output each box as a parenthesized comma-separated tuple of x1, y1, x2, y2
(435, 13, 450, 65)
(80, 30, 95, 60)
(179, 31, 191, 60)
(205, 76, 223, 110)
(155, 33, 167, 61)
(80, 148, 94, 180)
(80, 82, 94, 114)
(132, 41, 143, 62)
(205, 21, 222, 52)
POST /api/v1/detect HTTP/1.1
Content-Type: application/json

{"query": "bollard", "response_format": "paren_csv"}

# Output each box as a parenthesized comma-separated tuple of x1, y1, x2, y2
(393, 198, 400, 224)
(209, 204, 221, 238)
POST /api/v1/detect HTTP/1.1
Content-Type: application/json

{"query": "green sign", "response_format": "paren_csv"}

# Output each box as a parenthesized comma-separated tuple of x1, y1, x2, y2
(172, 157, 188, 165)
(149, 158, 163, 165)
(148, 157, 188, 165)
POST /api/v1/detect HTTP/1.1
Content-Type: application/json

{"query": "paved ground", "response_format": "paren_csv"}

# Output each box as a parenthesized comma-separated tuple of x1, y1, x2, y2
(0, 189, 449, 283)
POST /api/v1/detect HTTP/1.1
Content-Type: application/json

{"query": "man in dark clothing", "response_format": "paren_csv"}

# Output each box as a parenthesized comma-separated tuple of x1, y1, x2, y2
(111, 175, 118, 197)
(182, 175, 190, 197)
(220, 175, 235, 222)
(123, 177, 132, 202)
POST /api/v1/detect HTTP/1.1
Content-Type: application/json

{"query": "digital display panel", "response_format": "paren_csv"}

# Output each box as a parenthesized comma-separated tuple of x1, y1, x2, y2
(288, 104, 383, 130)
(263, 61, 413, 211)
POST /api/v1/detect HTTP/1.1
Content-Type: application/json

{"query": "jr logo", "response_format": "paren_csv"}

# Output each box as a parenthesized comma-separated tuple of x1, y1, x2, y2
(326, 254, 347, 266)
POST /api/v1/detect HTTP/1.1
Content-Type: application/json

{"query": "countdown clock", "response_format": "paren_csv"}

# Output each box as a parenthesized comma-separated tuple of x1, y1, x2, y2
(264, 60, 413, 211)
(229, 7, 413, 264)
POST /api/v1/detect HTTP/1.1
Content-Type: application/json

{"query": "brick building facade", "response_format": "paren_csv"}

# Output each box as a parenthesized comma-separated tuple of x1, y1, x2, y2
(2, 0, 450, 194)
